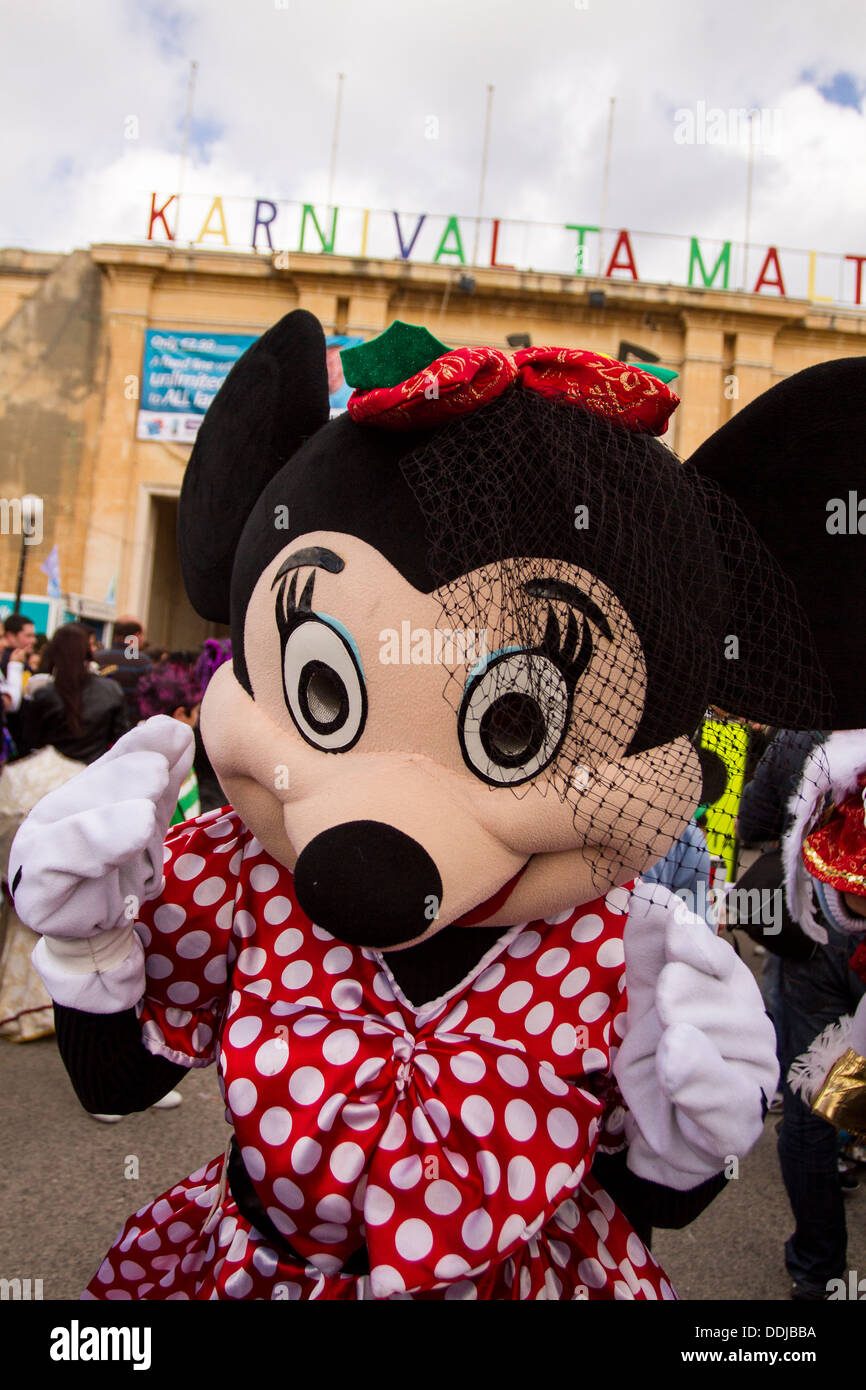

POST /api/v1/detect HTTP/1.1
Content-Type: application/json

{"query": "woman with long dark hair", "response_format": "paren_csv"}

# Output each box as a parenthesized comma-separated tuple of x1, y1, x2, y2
(20, 623, 127, 763)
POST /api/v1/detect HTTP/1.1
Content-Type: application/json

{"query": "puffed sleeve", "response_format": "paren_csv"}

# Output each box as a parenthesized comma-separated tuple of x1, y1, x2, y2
(134, 808, 246, 1068)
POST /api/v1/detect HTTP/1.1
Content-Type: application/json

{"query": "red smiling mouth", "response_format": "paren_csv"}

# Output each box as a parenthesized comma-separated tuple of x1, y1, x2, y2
(452, 859, 533, 927)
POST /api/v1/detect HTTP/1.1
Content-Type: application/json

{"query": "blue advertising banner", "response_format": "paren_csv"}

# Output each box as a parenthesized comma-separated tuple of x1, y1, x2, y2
(137, 329, 365, 442)
(137, 329, 256, 443)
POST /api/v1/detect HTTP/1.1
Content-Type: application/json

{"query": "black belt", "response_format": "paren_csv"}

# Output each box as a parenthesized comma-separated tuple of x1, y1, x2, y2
(227, 1136, 371, 1275)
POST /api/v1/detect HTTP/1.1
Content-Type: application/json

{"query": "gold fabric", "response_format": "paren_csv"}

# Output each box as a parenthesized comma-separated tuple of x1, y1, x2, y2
(812, 1048, 866, 1136)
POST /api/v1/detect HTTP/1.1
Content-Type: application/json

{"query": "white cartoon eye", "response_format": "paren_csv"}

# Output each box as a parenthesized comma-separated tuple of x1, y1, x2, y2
(281, 616, 366, 752)
(459, 651, 570, 786)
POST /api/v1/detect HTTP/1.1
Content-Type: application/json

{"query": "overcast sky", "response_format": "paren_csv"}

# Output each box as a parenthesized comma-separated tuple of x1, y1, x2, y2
(2, 0, 865, 264)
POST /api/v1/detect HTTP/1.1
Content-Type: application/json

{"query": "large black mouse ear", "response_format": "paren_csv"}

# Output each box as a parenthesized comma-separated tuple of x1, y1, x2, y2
(686, 358, 866, 731)
(178, 309, 330, 622)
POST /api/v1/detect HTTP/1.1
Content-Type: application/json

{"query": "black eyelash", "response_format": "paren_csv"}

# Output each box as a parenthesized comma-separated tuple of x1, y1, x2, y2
(275, 569, 316, 640)
(537, 602, 593, 690)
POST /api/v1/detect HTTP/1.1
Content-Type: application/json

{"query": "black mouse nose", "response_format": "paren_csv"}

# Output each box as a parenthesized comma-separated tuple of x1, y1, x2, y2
(293, 821, 443, 948)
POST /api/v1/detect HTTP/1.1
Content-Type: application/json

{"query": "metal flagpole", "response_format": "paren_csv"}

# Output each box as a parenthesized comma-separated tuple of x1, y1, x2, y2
(742, 110, 756, 290)
(597, 96, 616, 276)
(472, 84, 495, 267)
(176, 60, 198, 242)
(327, 73, 346, 214)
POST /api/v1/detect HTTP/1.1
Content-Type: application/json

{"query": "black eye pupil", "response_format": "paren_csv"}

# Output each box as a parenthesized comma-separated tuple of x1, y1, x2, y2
(480, 692, 547, 766)
(300, 661, 347, 731)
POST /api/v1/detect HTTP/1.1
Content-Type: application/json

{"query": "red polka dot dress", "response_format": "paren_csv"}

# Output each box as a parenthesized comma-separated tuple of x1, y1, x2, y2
(83, 808, 675, 1301)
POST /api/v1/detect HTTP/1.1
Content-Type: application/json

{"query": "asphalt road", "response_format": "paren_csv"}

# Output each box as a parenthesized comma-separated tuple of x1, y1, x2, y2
(1, 1013, 863, 1302)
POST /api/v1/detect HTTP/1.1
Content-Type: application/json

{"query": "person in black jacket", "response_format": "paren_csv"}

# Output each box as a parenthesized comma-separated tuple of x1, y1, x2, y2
(21, 623, 128, 764)
(93, 616, 152, 725)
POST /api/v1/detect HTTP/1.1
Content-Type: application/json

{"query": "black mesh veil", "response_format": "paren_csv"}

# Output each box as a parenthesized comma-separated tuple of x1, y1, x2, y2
(397, 388, 832, 895)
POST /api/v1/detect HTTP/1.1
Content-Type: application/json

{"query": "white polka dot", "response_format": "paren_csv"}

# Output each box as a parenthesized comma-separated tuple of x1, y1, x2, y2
(263, 896, 293, 925)
(254, 1037, 289, 1076)
(579, 991, 610, 1023)
(193, 876, 225, 907)
(316, 1194, 352, 1223)
(395, 1218, 433, 1261)
(414, 1106, 436, 1139)
(324, 946, 353, 974)
(547, 1107, 580, 1149)
(477, 1150, 501, 1196)
(228, 1016, 262, 1048)
(497, 1214, 526, 1251)
(604, 886, 630, 915)
(330, 1141, 365, 1184)
(507, 1156, 536, 1201)
(560, 966, 590, 999)
(390, 1156, 422, 1189)
(438, 1000, 469, 1031)
(597, 937, 625, 968)
(435, 1255, 471, 1280)
(274, 927, 302, 956)
(153, 904, 185, 934)
(241, 1147, 265, 1182)
(250, 864, 279, 893)
(464, 1017, 496, 1037)
(508, 930, 541, 958)
(460, 1094, 494, 1137)
(578, 1257, 607, 1288)
(424, 1098, 451, 1138)
(260, 1107, 292, 1146)
(245, 979, 271, 999)
(627, 1232, 647, 1266)
(498, 981, 533, 1014)
(536, 947, 570, 977)
(580, 1047, 607, 1072)
(252, 1245, 278, 1277)
(365, 1185, 395, 1225)
(291, 1137, 322, 1174)
(473, 962, 505, 992)
(317, 1092, 347, 1132)
(177, 931, 211, 959)
(370, 1265, 405, 1297)
(496, 1053, 529, 1087)
(204, 957, 226, 985)
(343, 1102, 380, 1131)
(545, 1162, 574, 1202)
(215, 901, 233, 932)
(551, 1023, 577, 1056)
(281, 959, 313, 990)
(174, 853, 205, 881)
(120, 1260, 145, 1280)
(293, 1013, 328, 1036)
(525, 1002, 554, 1035)
(462, 1209, 493, 1250)
(288, 1066, 325, 1105)
(379, 1112, 406, 1150)
(145, 954, 172, 979)
(331, 979, 363, 1011)
(539, 1061, 572, 1095)
(237, 947, 266, 976)
(504, 1099, 537, 1141)
(273, 1177, 304, 1210)
(321, 1028, 360, 1065)
(266, 1208, 297, 1237)
(450, 1050, 486, 1084)
(234, 910, 256, 939)
(571, 913, 604, 943)
(167, 982, 199, 1005)
(443, 1149, 470, 1179)
(425, 1180, 462, 1215)
(227, 1078, 257, 1116)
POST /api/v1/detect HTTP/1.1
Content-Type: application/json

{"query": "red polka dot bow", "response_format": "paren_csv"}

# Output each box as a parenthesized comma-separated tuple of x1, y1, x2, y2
(257, 1007, 605, 1298)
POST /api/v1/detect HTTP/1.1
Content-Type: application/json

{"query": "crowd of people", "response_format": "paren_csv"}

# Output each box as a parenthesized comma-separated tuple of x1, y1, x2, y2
(0, 615, 231, 818)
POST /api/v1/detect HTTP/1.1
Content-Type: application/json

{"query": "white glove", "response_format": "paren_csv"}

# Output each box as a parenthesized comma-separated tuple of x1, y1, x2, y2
(613, 880, 778, 1190)
(10, 717, 194, 1013)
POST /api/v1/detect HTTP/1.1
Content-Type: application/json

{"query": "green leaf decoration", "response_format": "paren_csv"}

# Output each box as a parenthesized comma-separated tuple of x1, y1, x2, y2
(633, 362, 679, 384)
(341, 321, 450, 392)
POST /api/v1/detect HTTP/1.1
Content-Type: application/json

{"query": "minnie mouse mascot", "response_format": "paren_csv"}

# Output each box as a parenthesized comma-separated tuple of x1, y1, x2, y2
(11, 314, 866, 1300)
